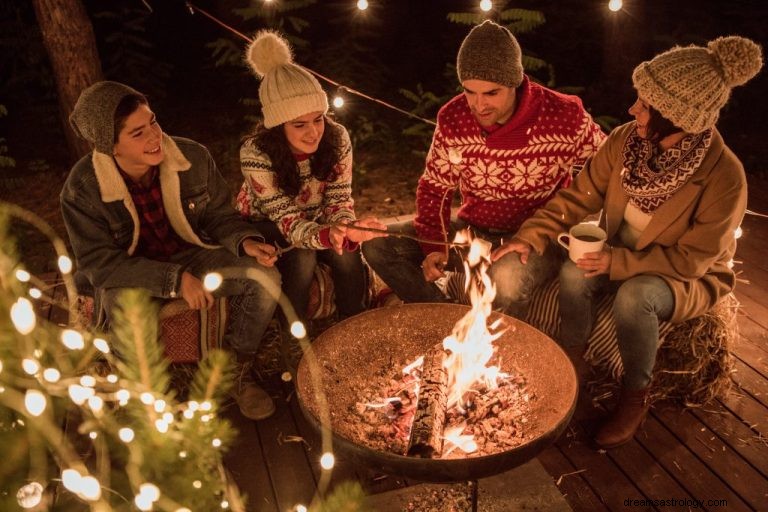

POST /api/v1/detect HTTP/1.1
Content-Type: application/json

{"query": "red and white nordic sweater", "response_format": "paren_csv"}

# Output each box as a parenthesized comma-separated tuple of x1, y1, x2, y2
(415, 77, 606, 254)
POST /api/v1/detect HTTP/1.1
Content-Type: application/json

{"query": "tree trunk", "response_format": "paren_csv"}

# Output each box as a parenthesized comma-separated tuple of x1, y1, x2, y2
(32, 0, 103, 162)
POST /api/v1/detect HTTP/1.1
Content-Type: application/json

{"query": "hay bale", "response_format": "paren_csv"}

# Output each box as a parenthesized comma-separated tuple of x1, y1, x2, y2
(649, 294, 738, 406)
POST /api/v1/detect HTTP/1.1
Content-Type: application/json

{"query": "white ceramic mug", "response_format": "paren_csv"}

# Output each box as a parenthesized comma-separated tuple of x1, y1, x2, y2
(557, 223, 607, 262)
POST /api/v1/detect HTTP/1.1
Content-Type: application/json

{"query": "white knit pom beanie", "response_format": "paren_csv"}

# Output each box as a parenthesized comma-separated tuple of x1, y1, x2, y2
(632, 35, 763, 133)
(246, 31, 328, 129)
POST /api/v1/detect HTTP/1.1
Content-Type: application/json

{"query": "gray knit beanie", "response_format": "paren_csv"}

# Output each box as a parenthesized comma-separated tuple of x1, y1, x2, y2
(69, 81, 145, 154)
(632, 36, 763, 134)
(246, 31, 328, 129)
(456, 20, 524, 88)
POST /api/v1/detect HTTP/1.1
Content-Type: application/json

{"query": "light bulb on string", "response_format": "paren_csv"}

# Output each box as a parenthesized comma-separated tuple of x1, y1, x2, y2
(15, 269, 31, 282)
(57, 255, 73, 274)
(608, 0, 622, 12)
(735, 226, 743, 239)
(61, 329, 85, 350)
(479, 0, 493, 12)
(16, 481, 44, 509)
(25, 390, 47, 416)
(11, 298, 36, 334)
(290, 320, 307, 339)
(203, 272, 223, 291)
(320, 452, 335, 470)
(356, 0, 368, 11)
(332, 94, 344, 109)
(43, 368, 61, 382)
(29, 288, 42, 299)
(22, 358, 40, 375)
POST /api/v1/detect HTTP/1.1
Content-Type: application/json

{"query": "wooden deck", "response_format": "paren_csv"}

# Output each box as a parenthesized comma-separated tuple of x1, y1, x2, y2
(40, 176, 768, 511)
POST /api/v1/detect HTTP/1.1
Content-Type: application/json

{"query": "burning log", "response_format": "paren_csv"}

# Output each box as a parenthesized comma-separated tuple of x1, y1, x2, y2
(407, 345, 448, 458)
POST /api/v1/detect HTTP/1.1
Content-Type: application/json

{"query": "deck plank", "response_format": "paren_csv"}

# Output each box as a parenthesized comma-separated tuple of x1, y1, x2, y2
(537, 447, 610, 512)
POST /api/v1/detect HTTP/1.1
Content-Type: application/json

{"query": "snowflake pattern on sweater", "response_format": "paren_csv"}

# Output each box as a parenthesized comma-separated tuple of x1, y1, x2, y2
(415, 77, 606, 254)
(236, 125, 356, 249)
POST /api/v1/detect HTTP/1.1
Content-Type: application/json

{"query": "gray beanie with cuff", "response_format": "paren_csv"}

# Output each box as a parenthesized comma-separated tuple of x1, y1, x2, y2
(69, 81, 145, 154)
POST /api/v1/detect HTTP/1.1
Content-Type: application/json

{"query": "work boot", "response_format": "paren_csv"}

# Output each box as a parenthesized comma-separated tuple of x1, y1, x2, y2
(232, 356, 275, 420)
(594, 386, 650, 449)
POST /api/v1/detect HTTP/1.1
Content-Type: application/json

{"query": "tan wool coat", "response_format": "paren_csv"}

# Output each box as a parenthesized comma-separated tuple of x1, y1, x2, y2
(515, 122, 747, 323)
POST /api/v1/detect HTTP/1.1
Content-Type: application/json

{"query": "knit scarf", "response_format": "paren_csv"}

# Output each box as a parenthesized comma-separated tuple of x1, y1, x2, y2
(621, 127, 712, 214)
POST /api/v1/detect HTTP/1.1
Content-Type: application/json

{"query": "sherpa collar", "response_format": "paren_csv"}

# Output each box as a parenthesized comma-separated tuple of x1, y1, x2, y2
(91, 134, 217, 255)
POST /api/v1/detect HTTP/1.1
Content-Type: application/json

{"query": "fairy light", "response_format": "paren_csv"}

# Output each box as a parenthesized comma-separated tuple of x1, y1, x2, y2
(192, 480, 202, 489)
(22, 358, 40, 375)
(79, 476, 101, 501)
(155, 419, 169, 433)
(80, 375, 96, 387)
(187, 400, 200, 412)
(290, 321, 306, 339)
(107, 374, 118, 383)
(134, 493, 153, 511)
(16, 481, 44, 508)
(88, 431, 98, 440)
(479, 0, 492, 11)
(199, 400, 212, 411)
(735, 226, 743, 239)
(154, 399, 167, 412)
(183, 408, 194, 419)
(29, 288, 42, 299)
(11, 298, 36, 334)
(356, 0, 368, 11)
(179, 450, 188, 459)
(43, 367, 61, 382)
(15, 269, 31, 282)
(68, 384, 95, 405)
(221, 500, 230, 509)
(608, 0, 622, 11)
(0, 360, 3, 373)
(61, 469, 81, 492)
(61, 329, 85, 350)
(93, 337, 110, 354)
(57, 255, 73, 274)
(140, 392, 154, 405)
(139, 483, 160, 503)
(88, 395, 104, 413)
(295, 505, 308, 512)
(332, 95, 344, 108)
(320, 452, 335, 470)
(25, 390, 47, 416)
(119, 427, 135, 443)
(176, 509, 192, 512)
(200, 414, 212, 422)
(203, 272, 223, 291)
(212, 438, 222, 447)
(116, 389, 130, 404)
(162, 412, 174, 424)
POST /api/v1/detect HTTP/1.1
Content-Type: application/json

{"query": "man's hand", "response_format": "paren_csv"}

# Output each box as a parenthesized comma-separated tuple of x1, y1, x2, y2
(345, 217, 388, 243)
(491, 240, 532, 264)
(422, 252, 448, 282)
(577, 249, 611, 278)
(180, 271, 214, 310)
(243, 238, 278, 267)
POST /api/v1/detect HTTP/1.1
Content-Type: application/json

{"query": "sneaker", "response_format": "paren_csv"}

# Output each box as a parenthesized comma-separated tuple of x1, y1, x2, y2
(232, 360, 275, 420)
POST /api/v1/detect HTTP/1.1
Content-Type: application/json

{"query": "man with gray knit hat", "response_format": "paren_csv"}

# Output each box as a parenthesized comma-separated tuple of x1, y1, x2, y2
(61, 80, 282, 420)
(364, 20, 605, 318)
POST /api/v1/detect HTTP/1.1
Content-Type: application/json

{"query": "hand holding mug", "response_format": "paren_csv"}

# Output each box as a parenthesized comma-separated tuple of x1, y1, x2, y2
(557, 223, 607, 263)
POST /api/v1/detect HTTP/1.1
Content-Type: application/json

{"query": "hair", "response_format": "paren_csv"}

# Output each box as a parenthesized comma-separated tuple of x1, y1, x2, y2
(244, 114, 344, 196)
(646, 105, 683, 141)
(113, 93, 149, 143)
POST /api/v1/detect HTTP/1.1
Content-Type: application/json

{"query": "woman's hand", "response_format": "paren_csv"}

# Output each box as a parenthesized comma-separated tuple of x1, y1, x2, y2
(329, 224, 347, 255)
(180, 271, 214, 310)
(243, 238, 278, 267)
(345, 217, 388, 243)
(491, 240, 532, 264)
(577, 248, 611, 278)
(422, 252, 448, 282)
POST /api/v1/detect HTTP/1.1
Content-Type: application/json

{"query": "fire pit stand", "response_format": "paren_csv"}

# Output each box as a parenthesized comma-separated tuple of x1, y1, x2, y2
(296, 303, 577, 483)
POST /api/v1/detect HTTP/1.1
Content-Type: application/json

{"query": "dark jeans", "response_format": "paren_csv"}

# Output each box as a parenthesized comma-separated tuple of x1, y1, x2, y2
(102, 246, 281, 356)
(252, 221, 368, 320)
(361, 220, 562, 319)
(558, 259, 675, 390)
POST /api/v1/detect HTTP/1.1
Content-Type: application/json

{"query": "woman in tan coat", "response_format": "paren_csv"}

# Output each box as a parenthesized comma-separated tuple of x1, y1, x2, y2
(492, 36, 762, 449)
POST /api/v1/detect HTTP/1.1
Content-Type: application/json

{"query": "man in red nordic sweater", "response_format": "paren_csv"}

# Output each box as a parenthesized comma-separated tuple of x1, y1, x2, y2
(363, 20, 605, 318)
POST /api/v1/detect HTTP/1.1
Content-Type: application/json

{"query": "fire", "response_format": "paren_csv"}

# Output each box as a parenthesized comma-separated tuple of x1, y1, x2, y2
(442, 230, 506, 412)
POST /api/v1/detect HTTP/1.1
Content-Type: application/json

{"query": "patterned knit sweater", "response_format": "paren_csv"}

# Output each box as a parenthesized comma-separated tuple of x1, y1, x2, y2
(236, 125, 356, 250)
(415, 76, 606, 254)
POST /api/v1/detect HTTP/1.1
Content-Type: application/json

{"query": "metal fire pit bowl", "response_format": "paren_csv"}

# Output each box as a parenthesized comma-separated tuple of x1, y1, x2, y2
(296, 303, 578, 482)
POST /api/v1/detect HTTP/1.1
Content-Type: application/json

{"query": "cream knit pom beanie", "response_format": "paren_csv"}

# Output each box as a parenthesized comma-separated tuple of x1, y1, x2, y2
(632, 36, 763, 133)
(246, 31, 328, 129)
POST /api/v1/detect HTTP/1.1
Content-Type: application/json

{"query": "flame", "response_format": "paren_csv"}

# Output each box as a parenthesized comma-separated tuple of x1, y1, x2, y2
(442, 230, 506, 412)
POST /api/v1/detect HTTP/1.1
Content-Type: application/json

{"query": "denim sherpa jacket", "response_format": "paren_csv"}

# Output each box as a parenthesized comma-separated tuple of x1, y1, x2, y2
(60, 134, 265, 299)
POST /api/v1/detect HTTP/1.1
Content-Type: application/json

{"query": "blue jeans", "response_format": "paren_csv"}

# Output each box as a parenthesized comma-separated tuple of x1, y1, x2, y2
(362, 220, 562, 319)
(558, 260, 675, 390)
(253, 221, 368, 320)
(102, 246, 281, 356)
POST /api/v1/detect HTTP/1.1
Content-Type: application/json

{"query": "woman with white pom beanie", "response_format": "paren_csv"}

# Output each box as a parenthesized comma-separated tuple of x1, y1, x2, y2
(235, 31, 387, 339)
(493, 36, 763, 448)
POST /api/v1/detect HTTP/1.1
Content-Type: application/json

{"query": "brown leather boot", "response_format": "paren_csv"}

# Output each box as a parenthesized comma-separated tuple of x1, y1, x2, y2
(232, 356, 275, 421)
(594, 386, 650, 449)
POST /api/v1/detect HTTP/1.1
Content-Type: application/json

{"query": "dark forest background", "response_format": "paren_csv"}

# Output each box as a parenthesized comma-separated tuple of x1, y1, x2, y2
(1, 0, 767, 270)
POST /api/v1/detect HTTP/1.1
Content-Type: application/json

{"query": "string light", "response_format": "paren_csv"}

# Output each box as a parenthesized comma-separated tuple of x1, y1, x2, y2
(332, 95, 345, 109)
(115, 389, 130, 404)
(93, 337, 110, 354)
(356, 0, 368, 11)
(212, 438, 222, 447)
(29, 288, 42, 299)
(68, 384, 95, 405)
(57, 255, 73, 274)
(290, 321, 306, 339)
(16, 481, 44, 508)
(140, 392, 155, 405)
(735, 226, 743, 239)
(61, 329, 85, 350)
(88, 431, 98, 439)
(320, 452, 335, 470)
(22, 358, 40, 375)
(295, 505, 308, 512)
(119, 427, 135, 443)
(43, 368, 60, 382)
(199, 400, 212, 411)
(192, 480, 202, 489)
(11, 298, 36, 334)
(107, 373, 118, 383)
(479, 0, 493, 12)
(608, 0, 622, 12)
(203, 272, 223, 291)
(155, 419, 169, 433)
(15, 269, 31, 282)
(154, 399, 167, 413)
(24, 390, 47, 416)
(88, 395, 105, 414)
(80, 375, 96, 387)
